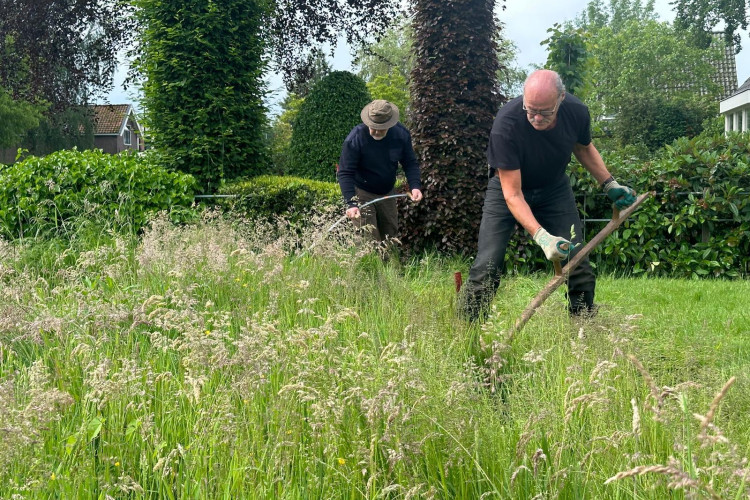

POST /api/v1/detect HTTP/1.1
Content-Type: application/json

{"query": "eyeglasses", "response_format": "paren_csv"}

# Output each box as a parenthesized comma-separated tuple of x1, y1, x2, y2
(522, 97, 562, 118)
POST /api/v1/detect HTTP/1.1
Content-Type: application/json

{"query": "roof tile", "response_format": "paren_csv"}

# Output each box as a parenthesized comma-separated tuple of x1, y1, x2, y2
(91, 104, 131, 134)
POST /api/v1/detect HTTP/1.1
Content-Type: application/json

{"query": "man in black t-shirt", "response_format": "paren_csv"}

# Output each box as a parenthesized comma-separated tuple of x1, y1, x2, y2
(338, 100, 423, 242)
(462, 69, 636, 321)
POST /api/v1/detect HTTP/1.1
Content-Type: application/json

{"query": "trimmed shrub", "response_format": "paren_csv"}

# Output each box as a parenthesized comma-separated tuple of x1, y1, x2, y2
(134, 0, 269, 192)
(0, 149, 197, 239)
(289, 71, 371, 182)
(219, 175, 341, 226)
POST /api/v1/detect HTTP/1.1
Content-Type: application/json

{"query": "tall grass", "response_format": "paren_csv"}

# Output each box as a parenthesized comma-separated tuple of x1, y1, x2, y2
(0, 210, 748, 499)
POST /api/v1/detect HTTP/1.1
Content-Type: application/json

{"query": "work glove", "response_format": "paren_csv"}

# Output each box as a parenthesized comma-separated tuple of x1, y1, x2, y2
(533, 227, 571, 262)
(603, 178, 636, 209)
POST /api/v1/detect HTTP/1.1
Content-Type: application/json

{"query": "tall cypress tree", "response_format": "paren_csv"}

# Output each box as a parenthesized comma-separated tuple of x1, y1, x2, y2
(402, 0, 502, 255)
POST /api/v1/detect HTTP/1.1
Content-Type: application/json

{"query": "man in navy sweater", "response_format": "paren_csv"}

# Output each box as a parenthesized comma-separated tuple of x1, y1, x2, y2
(337, 100, 423, 242)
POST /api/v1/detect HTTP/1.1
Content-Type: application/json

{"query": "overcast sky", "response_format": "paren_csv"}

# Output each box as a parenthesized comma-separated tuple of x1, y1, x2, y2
(102, 0, 750, 110)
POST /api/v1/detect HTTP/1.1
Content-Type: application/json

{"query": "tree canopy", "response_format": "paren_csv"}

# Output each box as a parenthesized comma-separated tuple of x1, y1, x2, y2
(0, 0, 135, 110)
(587, 18, 721, 149)
(268, 0, 403, 88)
(543, 23, 591, 95)
(672, 0, 748, 52)
(0, 90, 43, 150)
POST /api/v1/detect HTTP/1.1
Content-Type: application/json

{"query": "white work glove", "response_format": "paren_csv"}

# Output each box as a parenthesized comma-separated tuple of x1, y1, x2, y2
(533, 227, 572, 262)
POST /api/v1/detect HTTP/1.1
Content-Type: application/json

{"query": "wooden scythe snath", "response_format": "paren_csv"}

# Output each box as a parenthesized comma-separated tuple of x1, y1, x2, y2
(506, 191, 653, 344)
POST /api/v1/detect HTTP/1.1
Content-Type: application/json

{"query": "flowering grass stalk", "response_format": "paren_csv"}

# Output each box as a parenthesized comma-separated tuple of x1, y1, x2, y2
(0, 210, 748, 498)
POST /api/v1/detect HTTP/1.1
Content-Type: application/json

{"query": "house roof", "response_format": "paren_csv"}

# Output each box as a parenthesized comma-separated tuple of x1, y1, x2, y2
(712, 33, 738, 98)
(732, 76, 750, 96)
(90, 104, 136, 135)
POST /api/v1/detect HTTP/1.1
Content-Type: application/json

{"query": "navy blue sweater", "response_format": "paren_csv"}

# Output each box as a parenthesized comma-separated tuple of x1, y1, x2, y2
(337, 123, 421, 207)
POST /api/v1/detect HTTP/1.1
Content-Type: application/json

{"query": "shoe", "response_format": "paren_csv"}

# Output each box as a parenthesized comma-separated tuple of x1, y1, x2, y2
(571, 303, 599, 319)
(568, 290, 597, 318)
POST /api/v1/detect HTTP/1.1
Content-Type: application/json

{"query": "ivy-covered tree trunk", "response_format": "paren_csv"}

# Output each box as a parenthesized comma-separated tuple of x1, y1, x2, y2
(402, 0, 502, 255)
(134, 0, 268, 192)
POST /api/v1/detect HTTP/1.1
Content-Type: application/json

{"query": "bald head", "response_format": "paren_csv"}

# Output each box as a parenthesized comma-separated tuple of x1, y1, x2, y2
(524, 69, 565, 101)
(522, 70, 566, 130)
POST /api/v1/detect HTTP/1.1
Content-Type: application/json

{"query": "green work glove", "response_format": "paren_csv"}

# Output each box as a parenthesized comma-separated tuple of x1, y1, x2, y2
(533, 227, 571, 262)
(603, 178, 637, 209)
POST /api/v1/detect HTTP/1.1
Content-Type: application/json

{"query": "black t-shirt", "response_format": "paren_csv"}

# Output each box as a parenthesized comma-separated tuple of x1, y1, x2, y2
(487, 93, 592, 190)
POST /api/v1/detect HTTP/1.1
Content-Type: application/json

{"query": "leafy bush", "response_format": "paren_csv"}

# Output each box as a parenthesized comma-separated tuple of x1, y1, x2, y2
(494, 131, 749, 278)
(614, 94, 716, 151)
(0, 149, 197, 239)
(289, 71, 371, 182)
(566, 131, 750, 278)
(219, 175, 341, 225)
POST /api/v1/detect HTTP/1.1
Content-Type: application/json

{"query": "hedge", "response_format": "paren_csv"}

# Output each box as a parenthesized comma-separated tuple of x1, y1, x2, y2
(216, 126, 749, 280)
(288, 71, 371, 182)
(0, 149, 197, 240)
(218, 175, 342, 227)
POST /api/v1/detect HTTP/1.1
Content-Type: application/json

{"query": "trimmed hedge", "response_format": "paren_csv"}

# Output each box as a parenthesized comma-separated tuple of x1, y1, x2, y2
(0, 149, 197, 239)
(288, 71, 371, 182)
(219, 175, 341, 225)
(135, 0, 269, 192)
(219, 124, 750, 280)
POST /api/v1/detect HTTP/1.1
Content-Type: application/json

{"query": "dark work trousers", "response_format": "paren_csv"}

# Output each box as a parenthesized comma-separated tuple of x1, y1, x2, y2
(354, 187, 398, 242)
(463, 174, 596, 320)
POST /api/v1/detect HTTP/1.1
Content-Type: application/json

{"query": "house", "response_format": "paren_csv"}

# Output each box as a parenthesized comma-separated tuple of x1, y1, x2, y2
(666, 32, 738, 98)
(719, 77, 750, 133)
(91, 104, 145, 153)
(711, 33, 738, 99)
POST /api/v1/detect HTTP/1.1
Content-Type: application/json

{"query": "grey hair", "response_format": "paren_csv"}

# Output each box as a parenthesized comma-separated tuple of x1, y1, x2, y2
(524, 70, 566, 97)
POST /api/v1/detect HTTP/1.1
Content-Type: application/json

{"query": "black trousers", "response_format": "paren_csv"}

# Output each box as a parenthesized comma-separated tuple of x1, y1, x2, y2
(463, 174, 595, 319)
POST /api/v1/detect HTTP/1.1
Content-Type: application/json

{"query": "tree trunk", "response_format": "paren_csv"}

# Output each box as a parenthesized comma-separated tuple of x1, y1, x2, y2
(402, 0, 503, 255)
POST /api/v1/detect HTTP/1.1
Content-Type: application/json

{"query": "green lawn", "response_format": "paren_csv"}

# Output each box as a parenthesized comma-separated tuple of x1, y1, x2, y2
(0, 215, 748, 499)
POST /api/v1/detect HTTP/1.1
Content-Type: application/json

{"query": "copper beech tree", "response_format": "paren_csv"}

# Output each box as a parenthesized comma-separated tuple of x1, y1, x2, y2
(0, 0, 135, 109)
(401, 0, 505, 255)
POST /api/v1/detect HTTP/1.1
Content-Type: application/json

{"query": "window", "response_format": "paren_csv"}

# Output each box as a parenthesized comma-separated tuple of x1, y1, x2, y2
(123, 128, 132, 146)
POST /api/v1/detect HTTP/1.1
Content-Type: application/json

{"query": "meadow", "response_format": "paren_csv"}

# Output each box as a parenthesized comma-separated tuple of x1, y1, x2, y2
(0, 210, 748, 499)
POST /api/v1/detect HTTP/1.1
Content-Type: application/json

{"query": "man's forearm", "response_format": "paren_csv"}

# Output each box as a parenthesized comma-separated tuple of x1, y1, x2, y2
(573, 143, 611, 184)
(505, 192, 542, 236)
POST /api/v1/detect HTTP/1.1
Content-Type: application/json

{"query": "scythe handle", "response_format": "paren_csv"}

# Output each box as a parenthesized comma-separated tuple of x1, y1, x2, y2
(506, 191, 653, 344)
